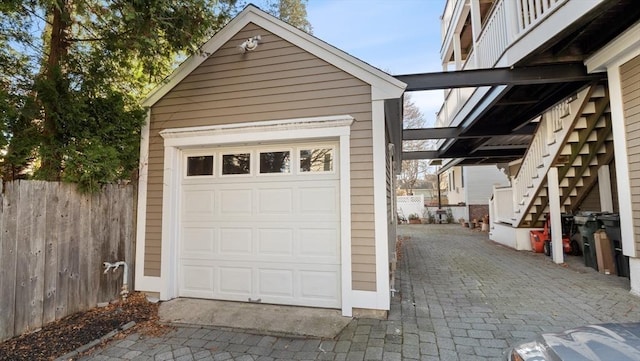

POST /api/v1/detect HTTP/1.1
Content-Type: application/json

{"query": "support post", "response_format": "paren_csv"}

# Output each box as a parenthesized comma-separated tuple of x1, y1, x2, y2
(598, 165, 614, 212)
(453, 33, 462, 70)
(548, 167, 563, 264)
(470, 0, 482, 69)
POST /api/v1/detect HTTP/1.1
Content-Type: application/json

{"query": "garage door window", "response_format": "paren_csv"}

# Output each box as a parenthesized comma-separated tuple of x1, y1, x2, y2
(259, 151, 290, 174)
(300, 148, 334, 173)
(186, 155, 214, 176)
(222, 153, 251, 175)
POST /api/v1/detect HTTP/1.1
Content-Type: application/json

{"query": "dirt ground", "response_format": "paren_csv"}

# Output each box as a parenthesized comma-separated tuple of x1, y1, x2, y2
(0, 292, 170, 361)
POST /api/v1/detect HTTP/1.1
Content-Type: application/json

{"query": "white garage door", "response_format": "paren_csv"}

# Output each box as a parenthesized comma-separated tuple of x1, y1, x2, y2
(178, 143, 341, 308)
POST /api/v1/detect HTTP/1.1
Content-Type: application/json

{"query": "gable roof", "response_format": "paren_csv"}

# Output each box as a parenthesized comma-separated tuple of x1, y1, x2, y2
(142, 4, 406, 107)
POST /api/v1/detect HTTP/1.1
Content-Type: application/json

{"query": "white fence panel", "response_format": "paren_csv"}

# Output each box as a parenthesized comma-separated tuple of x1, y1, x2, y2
(397, 195, 424, 219)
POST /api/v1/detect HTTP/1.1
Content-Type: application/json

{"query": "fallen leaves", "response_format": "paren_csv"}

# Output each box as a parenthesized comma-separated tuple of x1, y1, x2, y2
(0, 292, 169, 361)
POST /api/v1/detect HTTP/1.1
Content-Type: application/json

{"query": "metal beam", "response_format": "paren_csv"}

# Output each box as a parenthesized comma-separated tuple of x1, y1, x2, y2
(403, 128, 459, 140)
(395, 63, 605, 92)
(402, 149, 525, 160)
(403, 123, 537, 140)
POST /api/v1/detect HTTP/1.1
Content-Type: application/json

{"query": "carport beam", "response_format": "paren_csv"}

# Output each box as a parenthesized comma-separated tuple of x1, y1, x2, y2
(548, 167, 564, 264)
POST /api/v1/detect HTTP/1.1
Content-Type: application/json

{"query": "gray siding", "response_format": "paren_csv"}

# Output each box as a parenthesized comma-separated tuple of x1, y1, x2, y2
(621, 54, 640, 257)
(145, 23, 377, 291)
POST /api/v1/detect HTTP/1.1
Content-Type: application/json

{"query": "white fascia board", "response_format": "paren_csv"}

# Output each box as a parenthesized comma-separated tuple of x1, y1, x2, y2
(585, 20, 640, 73)
(134, 109, 161, 293)
(142, 5, 405, 107)
(160, 115, 354, 147)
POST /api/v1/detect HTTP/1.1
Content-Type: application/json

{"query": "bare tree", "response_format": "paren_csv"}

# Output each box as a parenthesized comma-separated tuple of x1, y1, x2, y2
(398, 94, 433, 195)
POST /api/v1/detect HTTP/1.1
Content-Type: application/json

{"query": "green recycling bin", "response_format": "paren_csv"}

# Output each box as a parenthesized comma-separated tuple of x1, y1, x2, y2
(598, 213, 629, 278)
(574, 212, 602, 271)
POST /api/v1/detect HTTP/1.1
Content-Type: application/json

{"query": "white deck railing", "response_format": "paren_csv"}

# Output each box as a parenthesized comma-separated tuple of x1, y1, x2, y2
(438, 0, 569, 127)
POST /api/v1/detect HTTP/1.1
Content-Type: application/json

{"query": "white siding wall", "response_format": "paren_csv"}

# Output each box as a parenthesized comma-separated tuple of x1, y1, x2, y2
(447, 166, 465, 205)
(465, 165, 510, 205)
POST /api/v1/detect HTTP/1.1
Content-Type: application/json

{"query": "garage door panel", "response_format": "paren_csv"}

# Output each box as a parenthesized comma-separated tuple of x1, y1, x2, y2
(218, 267, 252, 296)
(299, 228, 340, 258)
(257, 229, 294, 256)
(257, 269, 294, 297)
(183, 190, 215, 221)
(300, 268, 340, 301)
(219, 228, 253, 255)
(299, 186, 338, 215)
(257, 188, 293, 215)
(182, 227, 217, 258)
(220, 189, 253, 215)
(181, 265, 214, 297)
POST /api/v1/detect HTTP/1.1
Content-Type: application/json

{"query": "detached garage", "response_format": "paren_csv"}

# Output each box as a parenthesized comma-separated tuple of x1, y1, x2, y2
(134, 5, 406, 317)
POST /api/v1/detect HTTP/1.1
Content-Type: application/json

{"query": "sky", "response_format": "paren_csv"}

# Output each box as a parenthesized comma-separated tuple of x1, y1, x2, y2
(254, 0, 447, 126)
(305, 0, 446, 126)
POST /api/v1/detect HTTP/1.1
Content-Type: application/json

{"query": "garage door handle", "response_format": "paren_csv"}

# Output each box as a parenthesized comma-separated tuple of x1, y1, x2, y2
(248, 298, 262, 303)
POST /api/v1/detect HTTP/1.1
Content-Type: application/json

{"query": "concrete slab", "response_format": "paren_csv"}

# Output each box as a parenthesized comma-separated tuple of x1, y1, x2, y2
(158, 298, 351, 339)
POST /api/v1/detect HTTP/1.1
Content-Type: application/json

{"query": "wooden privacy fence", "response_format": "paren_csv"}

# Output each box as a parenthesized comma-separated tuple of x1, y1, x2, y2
(0, 180, 135, 342)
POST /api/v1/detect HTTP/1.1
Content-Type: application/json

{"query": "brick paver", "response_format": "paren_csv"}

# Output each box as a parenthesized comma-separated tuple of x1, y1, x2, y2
(78, 224, 640, 360)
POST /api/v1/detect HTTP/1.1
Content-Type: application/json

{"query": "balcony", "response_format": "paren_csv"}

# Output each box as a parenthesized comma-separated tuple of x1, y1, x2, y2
(438, 0, 606, 130)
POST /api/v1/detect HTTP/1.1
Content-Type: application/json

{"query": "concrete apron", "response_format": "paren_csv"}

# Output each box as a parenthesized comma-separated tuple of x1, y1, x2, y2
(158, 298, 352, 339)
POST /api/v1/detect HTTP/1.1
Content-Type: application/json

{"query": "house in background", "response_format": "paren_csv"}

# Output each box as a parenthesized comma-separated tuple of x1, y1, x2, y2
(401, 0, 640, 292)
(135, 5, 406, 317)
(442, 164, 510, 222)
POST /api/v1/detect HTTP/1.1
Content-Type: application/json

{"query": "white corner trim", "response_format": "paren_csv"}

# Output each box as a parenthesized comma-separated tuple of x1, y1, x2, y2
(339, 134, 353, 317)
(134, 109, 161, 293)
(371, 99, 391, 310)
(142, 6, 405, 107)
(608, 67, 636, 257)
(586, 20, 640, 73)
(160, 145, 180, 300)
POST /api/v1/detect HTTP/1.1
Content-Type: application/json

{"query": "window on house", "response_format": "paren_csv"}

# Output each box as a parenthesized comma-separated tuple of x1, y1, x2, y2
(300, 148, 333, 172)
(222, 153, 251, 175)
(187, 155, 214, 176)
(260, 151, 291, 174)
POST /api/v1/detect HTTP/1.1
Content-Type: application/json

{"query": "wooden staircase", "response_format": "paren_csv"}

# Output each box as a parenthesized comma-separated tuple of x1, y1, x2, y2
(510, 83, 612, 228)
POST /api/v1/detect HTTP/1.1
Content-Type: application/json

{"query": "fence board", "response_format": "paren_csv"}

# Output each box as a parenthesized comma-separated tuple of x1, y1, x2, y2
(14, 181, 33, 335)
(97, 186, 113, 303)
(78, 192, 91, 311)
(109, 185, 124, 299)
(0, 181, 18, 340)
(43, 182, 59, 325)
(55, 183, 71, 320)
(29, 181, 46, 331)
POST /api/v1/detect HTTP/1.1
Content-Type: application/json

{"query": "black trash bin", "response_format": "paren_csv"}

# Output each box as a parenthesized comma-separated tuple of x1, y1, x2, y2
(598, 213, 630, 278)
(574, 212, 602, 271)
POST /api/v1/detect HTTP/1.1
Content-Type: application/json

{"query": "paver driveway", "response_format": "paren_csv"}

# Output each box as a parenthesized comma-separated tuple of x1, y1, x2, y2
(80, 224, 640, 361)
